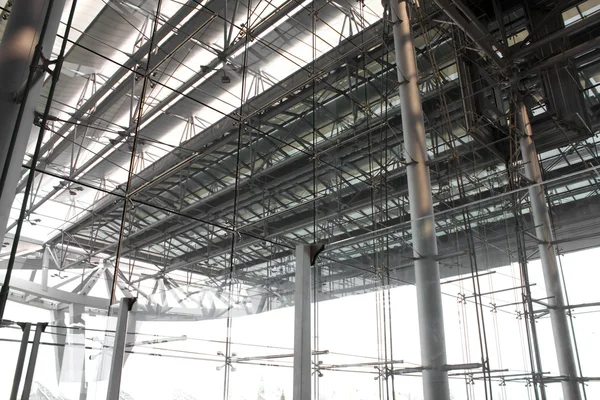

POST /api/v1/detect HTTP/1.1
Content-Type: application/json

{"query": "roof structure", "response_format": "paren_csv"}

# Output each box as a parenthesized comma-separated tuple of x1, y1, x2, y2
(1, 0, 600, 398)
(2, 0, 599, 317)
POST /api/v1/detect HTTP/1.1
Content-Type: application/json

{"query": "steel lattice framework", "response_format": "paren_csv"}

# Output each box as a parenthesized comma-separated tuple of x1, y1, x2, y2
(1, 0, 600, 397)
(0, 0, 598, 316)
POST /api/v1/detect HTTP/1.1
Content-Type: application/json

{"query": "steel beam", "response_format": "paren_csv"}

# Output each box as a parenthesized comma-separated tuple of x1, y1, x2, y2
(25, 0, 200, 185)
(43, 21, 387, 247)
(58, 82, 467, 271)
(106, 297, 136, 400)
(516, 97, 582, 400)
(0, 271, 109, 310)
(10, 323, 31, 400)
(389, 1, 450, 399)
(21, 323, 47, 400)
(512, 10, 600, 61)
(19, 0, 311, 202)
(434, 0, 506, 70)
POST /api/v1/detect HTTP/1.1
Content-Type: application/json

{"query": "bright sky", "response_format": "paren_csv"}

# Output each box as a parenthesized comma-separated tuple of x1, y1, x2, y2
(0, 247, 599, 399)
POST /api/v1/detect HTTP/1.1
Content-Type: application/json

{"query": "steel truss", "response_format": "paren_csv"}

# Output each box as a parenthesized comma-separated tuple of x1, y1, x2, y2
(1, 0, 600, 399)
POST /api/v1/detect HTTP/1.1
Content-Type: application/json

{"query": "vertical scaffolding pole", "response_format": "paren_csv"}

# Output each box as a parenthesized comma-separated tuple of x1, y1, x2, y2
(294, 244, 323, 400)
(21, 322, 47, 400)
(388, 2, 450, 399)
(516, 98, 582, 400)
(107, 297, 136, 400)
(10, 323, 31, 400)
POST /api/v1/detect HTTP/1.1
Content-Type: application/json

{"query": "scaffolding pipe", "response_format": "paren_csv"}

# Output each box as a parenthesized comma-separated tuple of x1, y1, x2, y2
(388, 1, 450, 399)
(516, 98, 582, 400)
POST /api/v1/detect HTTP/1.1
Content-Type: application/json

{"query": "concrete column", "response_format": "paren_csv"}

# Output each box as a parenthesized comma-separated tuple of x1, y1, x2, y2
(0, 0, 66, 244)
(10, 323, 31, 400)
(388, 1, 450, 399)
(107, 297, 136, 400)
(21, 322, 48, 400)
(516, 98, 582, 400)
(293, 244, 323, 400)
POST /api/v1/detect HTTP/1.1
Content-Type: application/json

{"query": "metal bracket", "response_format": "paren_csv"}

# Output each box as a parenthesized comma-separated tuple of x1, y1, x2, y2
(309, 243, 325, 266)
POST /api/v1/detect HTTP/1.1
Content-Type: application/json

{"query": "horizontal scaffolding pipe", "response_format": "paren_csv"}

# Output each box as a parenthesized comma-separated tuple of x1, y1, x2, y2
(486, 372, 548, 379)
(494, 296, 554, 310)
(393, 363, 482, 375)
(441, 271, 496, 285)
(321, 359, 405, 370)
(449, 368, 509, 377)
(530, 301, 600, 313)
(465, 284, 536, 298)
(233, 350, 329, 362)
(408, 250, 467, 262)
(500, 375, 600, 384)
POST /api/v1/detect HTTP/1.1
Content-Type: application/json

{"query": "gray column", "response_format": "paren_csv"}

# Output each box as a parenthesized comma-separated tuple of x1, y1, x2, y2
(293, 244, 323, 400)
(73, 302, 88, 400)
(516, 98, 582, 400)
(294, 245, 311, 400)
(42, 247, 49, 292)
(10, 323, 31, 400)
(0, 0, 66, 244)
(21, 322, 47, 400)
(388, 1, 450, 399)
(56, 303, 87, 399)
(75, 305, 88, 400)
(107, 297, 136, 400)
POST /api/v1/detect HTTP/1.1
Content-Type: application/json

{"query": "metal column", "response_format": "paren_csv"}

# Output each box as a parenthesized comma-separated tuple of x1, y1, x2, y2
(293, 244, 323, 400)
(388, 1, 450, 399)
(21, 323, 47, 400)
(10, 323, 31, 400)
(0, 0, 66, 244)
(41, 247, 49, 292)
(516, 98, 582, 400)
(107, 297, 136, 400)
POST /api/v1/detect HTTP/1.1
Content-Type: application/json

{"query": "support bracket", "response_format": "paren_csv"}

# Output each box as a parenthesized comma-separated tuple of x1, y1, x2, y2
(308, 243, 325, 266)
